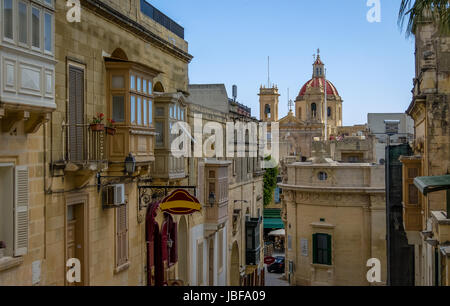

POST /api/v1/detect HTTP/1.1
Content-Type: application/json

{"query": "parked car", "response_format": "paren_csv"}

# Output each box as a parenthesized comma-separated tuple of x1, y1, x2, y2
(267, 256, 285, 273)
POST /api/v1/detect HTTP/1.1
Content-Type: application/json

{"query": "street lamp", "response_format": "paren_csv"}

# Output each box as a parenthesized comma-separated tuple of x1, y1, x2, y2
(124, 153, 136, 176)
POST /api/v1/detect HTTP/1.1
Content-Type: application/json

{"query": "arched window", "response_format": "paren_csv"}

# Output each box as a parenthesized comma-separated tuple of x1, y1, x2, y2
(327, 107, 332, 118)
(318, 172, 328, 181)
(111, 48, 128, 60)
(153, 82, 164, 93)
(265, 104, 271, 119)
(311, 103, 317, 118)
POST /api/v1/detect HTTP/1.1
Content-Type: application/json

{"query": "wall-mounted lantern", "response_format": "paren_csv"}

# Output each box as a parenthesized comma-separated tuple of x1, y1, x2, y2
(208, 192, 215, 207)
(124, 153, 136, 176)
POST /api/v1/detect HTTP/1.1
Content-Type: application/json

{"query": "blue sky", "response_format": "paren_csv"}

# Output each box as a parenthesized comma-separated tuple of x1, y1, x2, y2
(149, 0, 415, 125)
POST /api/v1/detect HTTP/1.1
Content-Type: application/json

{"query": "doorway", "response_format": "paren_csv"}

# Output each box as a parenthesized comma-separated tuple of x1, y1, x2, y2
(177, 216, 188, 284)
(230, 241, 240, 286)
(208, 239, 214, 286)
(66, 203, 85, 286)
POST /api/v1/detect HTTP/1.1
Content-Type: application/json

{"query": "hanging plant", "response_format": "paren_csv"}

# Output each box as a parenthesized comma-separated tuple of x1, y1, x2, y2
(90, 113, 105, 131)
(105, 118, 116, 135)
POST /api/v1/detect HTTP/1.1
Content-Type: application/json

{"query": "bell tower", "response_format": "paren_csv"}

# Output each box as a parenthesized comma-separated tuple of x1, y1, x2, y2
(312, 49, 325, 78)
(259, 85, 280, 122)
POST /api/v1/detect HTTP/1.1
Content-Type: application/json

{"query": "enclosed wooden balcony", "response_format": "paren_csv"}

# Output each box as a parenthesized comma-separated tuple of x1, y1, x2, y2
(400, 156, 423, 232)
(205, 201, 229, 226)
(153, 93, 187, 180)
(200, 160, 230, 234)
(246, 217, 262, 266)
(105, 55, 161, 174)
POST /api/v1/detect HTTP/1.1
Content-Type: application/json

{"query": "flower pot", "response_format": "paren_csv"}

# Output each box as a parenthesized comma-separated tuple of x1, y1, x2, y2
(90, 123, 105, 132)
(105, 127, 116, 135)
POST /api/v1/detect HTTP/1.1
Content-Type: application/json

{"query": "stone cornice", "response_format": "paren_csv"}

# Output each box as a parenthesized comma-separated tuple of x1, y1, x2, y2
(406, 95, 426, 118)
(279, 183, 385, 194)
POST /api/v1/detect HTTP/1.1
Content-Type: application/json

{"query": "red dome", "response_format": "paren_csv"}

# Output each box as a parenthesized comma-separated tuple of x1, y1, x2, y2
(297, 77, 339, 99)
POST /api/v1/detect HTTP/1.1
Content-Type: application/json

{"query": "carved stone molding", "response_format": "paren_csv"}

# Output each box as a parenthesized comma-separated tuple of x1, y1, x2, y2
(293, 191, 370, 207)
(1, 110, 30, 133)
(24, 113, 51, 134)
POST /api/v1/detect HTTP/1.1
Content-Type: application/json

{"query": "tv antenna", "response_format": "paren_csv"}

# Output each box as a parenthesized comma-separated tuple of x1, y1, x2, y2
(288, 88, 293, 111)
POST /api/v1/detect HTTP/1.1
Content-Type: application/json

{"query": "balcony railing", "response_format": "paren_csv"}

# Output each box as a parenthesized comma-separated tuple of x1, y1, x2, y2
(140, 0, 184, 39)
(62, 123, 107, 165)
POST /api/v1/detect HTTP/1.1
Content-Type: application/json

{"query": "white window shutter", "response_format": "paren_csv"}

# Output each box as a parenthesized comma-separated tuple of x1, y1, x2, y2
(14, 166, 29, 256)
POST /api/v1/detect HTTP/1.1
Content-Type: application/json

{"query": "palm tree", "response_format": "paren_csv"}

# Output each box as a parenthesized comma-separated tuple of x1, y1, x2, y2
(398, 0, 449, 35)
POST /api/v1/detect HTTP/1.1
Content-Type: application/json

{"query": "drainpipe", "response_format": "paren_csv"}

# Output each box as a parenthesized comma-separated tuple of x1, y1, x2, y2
(43, 120, 47, 259)
(447, 189, 449, 219)
(385, 142, 391, 286)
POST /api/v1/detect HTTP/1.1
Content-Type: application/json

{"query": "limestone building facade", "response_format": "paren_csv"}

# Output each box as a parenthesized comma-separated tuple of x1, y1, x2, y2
(0, 0, 193, 286)
(187, 84, 265, 286)
(400, 15, 450, 286)
(279, 148, 386, 286)
(0, 0, 56, 285)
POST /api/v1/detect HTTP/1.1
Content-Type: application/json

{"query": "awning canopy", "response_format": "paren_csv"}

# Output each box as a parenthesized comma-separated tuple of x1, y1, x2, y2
(268, 229, 285, 236)
(414, 175, 450, 195)
(264, 208, 282, 218)
(264, 218, 285, 230)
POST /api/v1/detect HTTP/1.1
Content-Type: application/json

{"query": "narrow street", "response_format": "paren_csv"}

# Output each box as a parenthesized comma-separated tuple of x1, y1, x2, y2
(264, 265, 290, 286)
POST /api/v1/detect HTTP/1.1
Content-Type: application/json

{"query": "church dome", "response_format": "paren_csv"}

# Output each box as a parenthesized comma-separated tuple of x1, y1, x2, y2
(297, 78, 339, 99)
(296, 51, 340, 100)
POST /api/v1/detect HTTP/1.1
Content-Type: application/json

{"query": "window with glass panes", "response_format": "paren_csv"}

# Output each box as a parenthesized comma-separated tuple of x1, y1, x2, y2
(129, 73, 153, 127)
(3, 0, 53, 54)
(312, 233, 332, 265)
(167, 102, 185, 146)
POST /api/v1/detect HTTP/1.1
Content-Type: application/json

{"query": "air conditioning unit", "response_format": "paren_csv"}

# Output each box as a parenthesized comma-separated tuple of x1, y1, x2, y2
(102, 184, 126, 208)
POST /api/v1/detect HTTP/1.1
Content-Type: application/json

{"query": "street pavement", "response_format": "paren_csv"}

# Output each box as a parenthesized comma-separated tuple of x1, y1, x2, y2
(264, 265, 290, 286)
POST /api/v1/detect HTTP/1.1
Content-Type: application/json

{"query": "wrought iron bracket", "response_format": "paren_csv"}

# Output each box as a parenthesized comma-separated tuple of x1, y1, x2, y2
(96, 172, 139, 192)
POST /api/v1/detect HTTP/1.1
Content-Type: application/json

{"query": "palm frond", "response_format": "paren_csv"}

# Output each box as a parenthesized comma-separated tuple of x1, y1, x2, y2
(398, 0, 450, 36)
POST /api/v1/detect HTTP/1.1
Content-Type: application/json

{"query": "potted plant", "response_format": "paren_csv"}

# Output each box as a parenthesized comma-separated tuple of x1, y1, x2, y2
(90, 113, 105, 131)
(0, 241, 6, 258)
(105, 118, 116, 135)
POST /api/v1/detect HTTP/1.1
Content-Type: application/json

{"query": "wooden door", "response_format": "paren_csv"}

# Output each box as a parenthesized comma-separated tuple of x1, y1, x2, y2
(208, 240, 214, 286)
(66, 204, 84, 286)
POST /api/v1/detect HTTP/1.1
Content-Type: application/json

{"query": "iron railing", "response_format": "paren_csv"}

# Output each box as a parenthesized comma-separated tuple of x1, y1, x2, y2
(62, 123, 106, 164)
(140, 0, 184, 39)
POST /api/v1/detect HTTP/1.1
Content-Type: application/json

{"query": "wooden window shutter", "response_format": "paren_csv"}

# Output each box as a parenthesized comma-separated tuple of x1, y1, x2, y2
(116, 205, 128, 266)
(68, 66, 84, 161)
(14, 166, 29, 256)
(327, 234, 332, 266)
(312, 233, 317, 264)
